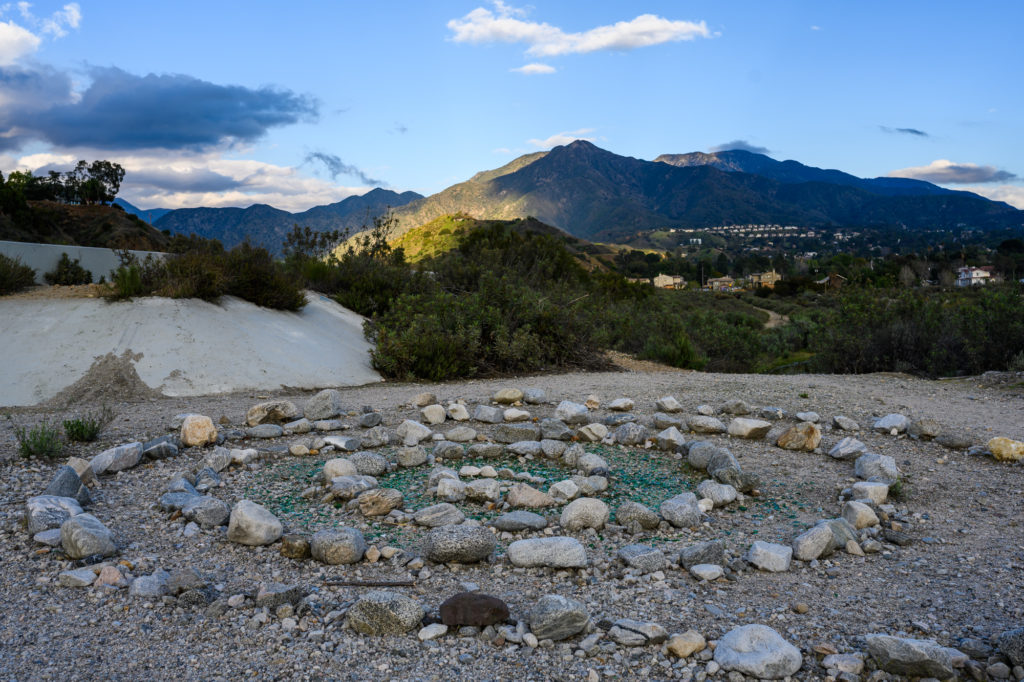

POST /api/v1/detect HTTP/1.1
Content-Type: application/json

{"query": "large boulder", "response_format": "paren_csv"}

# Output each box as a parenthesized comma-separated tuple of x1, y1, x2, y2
(507, 537, 587, 568)
(422, 525, 496, 563)
(311, 527, 367, 564)
(61, 513, 116, 559)
(529, 595, 589, 641)
(347, 591, 424, 636)
(864, 634, 967, 678)
(246, 400, 299, 426)
(714, 624, 803, 679)
(226, 500, 283, 546)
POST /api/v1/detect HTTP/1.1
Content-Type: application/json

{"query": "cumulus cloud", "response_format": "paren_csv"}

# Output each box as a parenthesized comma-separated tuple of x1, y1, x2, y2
(528, 128, 596, 148)
(511, 63, 556, 74)
(0, 20, 41, 65)
(0, 2, 79, 65)
(0, 65, 318, 151)
(959, 184, 1024, 210)
(448, 3, 710, 57)
(304, 151, 383, 186)
(880, 125, 929, 137)
(888, 159, 1017, 184)
(709, 140, 770, 155)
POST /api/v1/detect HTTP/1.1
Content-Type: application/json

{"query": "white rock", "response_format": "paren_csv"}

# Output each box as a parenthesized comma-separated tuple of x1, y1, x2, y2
(226, 500, 283, 546)
(560, 498, 609, 531)
(746, 540, 792, 572)
(714, 624, 803, 678)
(655, 396, 683, 413)
(504, 408, 531, 422)
(555, 400, 590, 425)
(323, 457, 357, 480)
(549, 479, 580, 502)
(577, 423, 608, 442)
(727, 418, 772, 439)
(435, 478, 467, 502)
(851, 481, 889, 505)
(396, 420, 432, 445)
(608, 398, 634, 412)
(420, 405, 447, 425)
(690, 563, 724, 581)
(418, 623, 448, 641)
(446, 403, 470, 421)
(507, 537, 587, 568)
(842, 501, 879, 529)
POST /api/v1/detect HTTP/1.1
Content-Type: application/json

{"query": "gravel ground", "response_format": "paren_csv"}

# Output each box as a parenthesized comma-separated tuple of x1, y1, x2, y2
(1, 367, 1023, 681)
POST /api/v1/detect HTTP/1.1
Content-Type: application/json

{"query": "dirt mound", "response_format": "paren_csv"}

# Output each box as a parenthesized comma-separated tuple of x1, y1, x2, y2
(45, 349, 162, 407)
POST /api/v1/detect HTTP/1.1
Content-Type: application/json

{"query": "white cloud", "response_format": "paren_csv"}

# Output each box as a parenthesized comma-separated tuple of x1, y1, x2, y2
(41, 3, 81, 38)
(528, 128, 595, 149)
(958, 184, 1024, 210)
(448, 3, 710, 58)
(810, 25, 821, 31)
(888, 159, 1016, 184)
(510, 62, 555, 75)
(0, 20, 41, 65)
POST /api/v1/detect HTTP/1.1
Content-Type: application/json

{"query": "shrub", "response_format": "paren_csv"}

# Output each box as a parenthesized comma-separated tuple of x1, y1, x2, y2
(62, 405, 115, 442)
(107, 263, 145, 300)
(0, 253, 36, 294)
(44, 253, 92, 285)
(15, 421, 63, 458)
(225, 243, 305, 311)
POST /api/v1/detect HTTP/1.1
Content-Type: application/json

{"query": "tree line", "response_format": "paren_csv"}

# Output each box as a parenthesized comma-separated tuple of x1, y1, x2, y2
(1, 160, 125, 207)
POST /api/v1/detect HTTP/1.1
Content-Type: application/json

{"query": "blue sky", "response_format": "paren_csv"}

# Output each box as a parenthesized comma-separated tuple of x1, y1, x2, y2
(2, 1, 1022, 210)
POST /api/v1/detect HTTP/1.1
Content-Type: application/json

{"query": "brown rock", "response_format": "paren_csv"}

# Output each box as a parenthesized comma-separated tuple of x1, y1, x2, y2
(439, 592, 510, 627)
(180, 415, 217, 447)
(989, 437, 1024, 462)
(505, 483, 557, 508)
(94, 565, 126, 588)
(358, 488, 404, 516)
(776, 422, 822, 451)
(246, 400, 300, 426)
(279, 534, 311, 559)
(667, 630, 706, 658)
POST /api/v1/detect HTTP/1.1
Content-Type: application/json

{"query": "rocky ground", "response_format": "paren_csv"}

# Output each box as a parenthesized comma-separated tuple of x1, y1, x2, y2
(2, 368, 1023, 681)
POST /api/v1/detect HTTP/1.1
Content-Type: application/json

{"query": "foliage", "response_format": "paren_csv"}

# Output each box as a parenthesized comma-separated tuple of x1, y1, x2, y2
(0, 253, 36, 295)
(14, 421, 63, 458)
(62, 405, 115, 442)
(5, 160, 124, 205)
(44, 253, 93, 285)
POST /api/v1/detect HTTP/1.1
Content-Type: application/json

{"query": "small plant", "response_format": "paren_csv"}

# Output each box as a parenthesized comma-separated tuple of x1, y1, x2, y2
(44, 253, 92, 285)
(62, 405, 115, 442)
(798, 392, 809, 399)
(888, 479, 906, 500)
(1009, 350, 1024, 373)
(14, 421, 63, 458)
(0, 253, 36, 295)
(107, 263, 145, 300)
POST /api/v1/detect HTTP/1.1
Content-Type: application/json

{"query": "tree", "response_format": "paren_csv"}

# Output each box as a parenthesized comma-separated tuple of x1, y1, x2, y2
(86, 160, 125, 204)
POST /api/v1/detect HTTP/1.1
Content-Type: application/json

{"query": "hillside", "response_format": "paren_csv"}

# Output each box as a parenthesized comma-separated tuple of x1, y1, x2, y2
(0, 201, 170, 250)
(390, 141, 1022, 243)
(152, 188, 422, 251)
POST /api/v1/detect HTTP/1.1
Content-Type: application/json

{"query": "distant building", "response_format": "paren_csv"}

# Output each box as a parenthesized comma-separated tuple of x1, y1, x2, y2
(707, 276, 735, 292)
(748, 269, 782, 289)
(689, 238, 702, 245)
(815, 272, 848, 290)
(653, 273, 686, 289)
(956, 266, 991, 287)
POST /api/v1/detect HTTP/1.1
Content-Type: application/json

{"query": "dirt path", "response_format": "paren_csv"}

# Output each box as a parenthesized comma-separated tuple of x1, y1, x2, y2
(752, 305, 790, 329)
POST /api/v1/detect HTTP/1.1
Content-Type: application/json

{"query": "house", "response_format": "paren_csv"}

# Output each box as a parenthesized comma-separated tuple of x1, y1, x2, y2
(815, 272, 848, 290)
(956, 266, 991, 287)
(653, 273, 686, 289)
(707, 276, 735, 292)
(748, 269, 782, 289)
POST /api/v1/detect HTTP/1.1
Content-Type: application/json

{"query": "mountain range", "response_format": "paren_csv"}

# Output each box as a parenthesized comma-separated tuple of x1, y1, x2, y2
(122, 143, 1022, 248)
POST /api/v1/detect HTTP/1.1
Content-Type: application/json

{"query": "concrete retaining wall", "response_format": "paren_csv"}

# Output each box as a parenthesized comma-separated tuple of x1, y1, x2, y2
(0, 240, 166, 284)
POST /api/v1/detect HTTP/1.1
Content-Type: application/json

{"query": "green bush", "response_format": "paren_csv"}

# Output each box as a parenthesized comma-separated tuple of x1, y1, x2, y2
(44, 253, 92, 285)
(15, 421, 63, 458)
(0, 253, 36, 294)
(225, 243, 306, 311)
(62, 405, 114, 442)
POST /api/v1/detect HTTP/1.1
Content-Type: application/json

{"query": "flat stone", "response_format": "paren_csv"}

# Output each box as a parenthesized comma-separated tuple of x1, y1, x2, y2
(418, 623, 448, 641)
(653, 412, 684, 429)
(833, 415, 860, 431)
(507, 537, 587, 568)
(435, 477, 467, 502)
(686, 416, 726, 434)
(413, 392, 437, 407)
(33, 528, 63, 546)
(608, 398, 634, 412)
(59, 567, 97, 587)
(246, 400, 299, 426)
(873, 413, 910, 434)
(347, 591, 425, 636)
(577, 423, 608, 442)
(256, 583, 307, 609)
(746, 540, 792, 572)
(490, 511, 548, 532)
(617, 544, 666, 574)
(329, 475, 378, 501)
(472, 405, 504, 424)
(414, 503, 465, 527)
(690, 563, 724, 581)
(667, 630, 707, 658)
(720, 399, 752, 415)
(822, 654, 865, 675)
(203, 447, 233, 472)
(496, 423, 540, 443)
(422, 525, 496, 563)
(467, 443, 504, 459)
(865, 634, 967, 678)
(506, 483, 557, 508)
(506, 440, 542, 457)
(610, 619, 668, 646)
(728, 418, 772, 439)
(492, 388, 524, 404)
(445, 426, 476, 443)
(548, 479, 579, 503)
(284, 418, 313, 435)
(247, 424, 283, 439)
(529, 594, 589, 641)
(714, 624, 803, 679)
(142, 435, 179, 460)
(90, 442, 143, 476)
(829, 436, 867, 460)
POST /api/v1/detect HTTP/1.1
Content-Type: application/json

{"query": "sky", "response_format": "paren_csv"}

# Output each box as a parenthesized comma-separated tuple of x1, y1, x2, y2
(1, 1, 1022, 211)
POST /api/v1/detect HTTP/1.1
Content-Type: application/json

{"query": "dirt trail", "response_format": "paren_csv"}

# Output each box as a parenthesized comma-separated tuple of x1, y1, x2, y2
(752, 305, 790, 329)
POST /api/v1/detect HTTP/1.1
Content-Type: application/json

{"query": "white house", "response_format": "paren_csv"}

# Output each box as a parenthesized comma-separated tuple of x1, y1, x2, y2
(956, 266, 991, 287)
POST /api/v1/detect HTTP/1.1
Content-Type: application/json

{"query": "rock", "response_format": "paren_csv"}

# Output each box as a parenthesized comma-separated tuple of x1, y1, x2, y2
(330, 475, 378, 500)
(59, 567, 97, 587)
(829, 436, 867, 460)
(465, 478, 501, 503)
(397, 446, 428, 467)
(855, 453, 900, 483)
(360, 426, 390, 448)
(33, 529, 62, 546)
(246, 400, 299, 426)
(255, 583, 307, 609)
(865, 634, 967, 678)
(418, 623, 448, 641)
(842, 501, 879, 529)
(573, 475, 609, 496)
(247, 423, 283, 439)
(490, 510, 548, 532)
(852, 481, 889, 504)
(413, 392, 437, 407)
(728, 418, 772, 439)
(440, 592, 510, 627)
(304, 390, 345, 421)
(822, 654, 864, 674)
(180, 415, 218, 447)
(660, 493, 702, 528)
(506, 441, 542, 457)
(686, 415, 726, 434)
(422, 525, 496, 563)
(492, 388, 524, 404)
(614, 422, 648, 445)
(617, 544, 666, 574)
(446, 403, 470, 421)
(158, 492, 198, 512)
(686, 442, 726, 471)
(313, 419, 345, 432)
(427, 466, 459, 488)
(467, 443, 504, 459)
(496, 423, 540, 443)
(414, 503, 465, 527)
(776, 422, 821, 451)
(472, 405, 504, 424)
(873, 413, 910, 434)
(548, 479, 580, 503)
(791, 524, 836, 561)
(226, 500, 283, 546)
(435, 477, 467, 502)
(193, 467, 220, 493)
(908, 418, 941, 440)
(504, 407, 531, 422)
(506, 483, 557, 508)
(507, 537, 587, 568)
(26, 495, 83, 535)
(824, 518, 859, 547)
(696, 480, 737, 507)
(347, 451, 388, 477)
(347, 591, 425, 635)
(795, 411, 819, 423)
(833, 415, 860, 430)
(560, 498, 609, 531)
(279, 534, 311, 559)
(322, 434, 361, 451)
(667, 630, 706, 658)
(182, 495, 230, 528)
(142, 435, 179, 460)
(653, 426, 686, 451)
(61, 513, 116, 559)
(696, 404, 716, 416)
(555, 400, 590, 425)
(420, 404, 447, 425)
(607, 398, 634, 412)
(936, 432, 973, 450)
(529, 595, 589, 641)
(396, 420, 432, 445)
(997, 628, 1024, 666)
(714, 624, 803, 679)
(759, 407, 786, 420)
(311, 527, 367, 564)
(746, 540, 792, 572)
(65, 456, 94, 485)
(522, 388, 545, 404)
(358, 412, 383, 428)
(655, 396, 683, 412)
(90, 442, 143, 476)
(678, 540, 726, 569)
(610, 619, 668, 646)
(203, 447, 233, 472)
(445, 426, 476, 443)
(577, 453, 609, 476)
(614, 501, 660, 530)
(577, 423, 608, 442)
(720, 399, 752, 415)
(130, 571, 170, 598)
(561, 442, 585, 467)
(707, 450, 748, 490)
(358, 488, 403, 516)
(540, 439, 568, 459)
(690, 563, 724, 581)
(989, 437, 1024, 462)
(289, 443, 310, 456)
